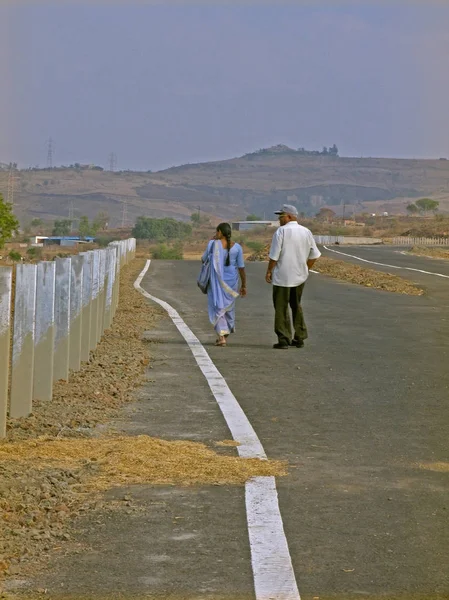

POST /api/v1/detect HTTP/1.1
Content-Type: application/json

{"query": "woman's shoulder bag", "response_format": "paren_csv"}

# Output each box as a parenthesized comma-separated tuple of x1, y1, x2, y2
(197, 243, 213, 294)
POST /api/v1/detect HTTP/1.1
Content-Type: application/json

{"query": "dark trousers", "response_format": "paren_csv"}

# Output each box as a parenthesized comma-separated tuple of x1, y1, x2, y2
(272, 283, 308, 346)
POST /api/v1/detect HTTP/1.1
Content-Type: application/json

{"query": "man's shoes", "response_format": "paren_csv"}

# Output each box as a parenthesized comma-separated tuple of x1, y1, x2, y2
(290, 339, 305, 348)
(273, 343, 289, 349)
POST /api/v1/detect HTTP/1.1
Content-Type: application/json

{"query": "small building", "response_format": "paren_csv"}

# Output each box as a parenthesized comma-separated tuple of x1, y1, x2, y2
(231, 221, 278, 231)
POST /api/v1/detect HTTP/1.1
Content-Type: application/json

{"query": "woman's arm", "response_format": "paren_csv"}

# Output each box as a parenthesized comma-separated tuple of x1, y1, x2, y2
(238, 267, 247, 297)
(236, 245, 246, 296)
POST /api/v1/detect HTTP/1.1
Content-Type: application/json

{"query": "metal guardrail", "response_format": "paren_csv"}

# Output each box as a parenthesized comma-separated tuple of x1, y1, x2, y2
(0, 238, 136, 437)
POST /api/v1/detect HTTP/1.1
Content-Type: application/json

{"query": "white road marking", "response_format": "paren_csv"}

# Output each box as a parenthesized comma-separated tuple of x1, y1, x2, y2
(135, 260, 301, 600)
(323, 246, 449, 279)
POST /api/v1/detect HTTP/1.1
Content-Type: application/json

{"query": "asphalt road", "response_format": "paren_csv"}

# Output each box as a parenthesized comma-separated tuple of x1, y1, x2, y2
(25, 251, 449, 600)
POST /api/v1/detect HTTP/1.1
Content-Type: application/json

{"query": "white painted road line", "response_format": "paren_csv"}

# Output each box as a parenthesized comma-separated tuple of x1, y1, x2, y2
(323, 245, 449, 279)
(135, 260, 301, 600)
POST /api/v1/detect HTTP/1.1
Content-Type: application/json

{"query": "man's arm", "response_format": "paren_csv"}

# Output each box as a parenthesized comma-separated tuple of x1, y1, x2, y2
(307, 232, 321, 271)
(265, 258, 277, 283)
(266, 230, 282, 283)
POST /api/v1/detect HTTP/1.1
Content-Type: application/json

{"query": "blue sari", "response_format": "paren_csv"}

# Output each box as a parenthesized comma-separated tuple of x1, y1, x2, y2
(202, 240, 244, 336)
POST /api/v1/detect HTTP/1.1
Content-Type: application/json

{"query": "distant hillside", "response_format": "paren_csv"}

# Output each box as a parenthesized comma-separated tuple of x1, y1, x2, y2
(3, 146, 449, 226)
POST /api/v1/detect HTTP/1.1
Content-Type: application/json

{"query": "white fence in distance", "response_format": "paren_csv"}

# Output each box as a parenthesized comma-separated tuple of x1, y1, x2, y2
(314, 235, 449, 247)
(313, 235, 344, 245)
(0, 238, 136, 438)
(390, 237, 449, 246)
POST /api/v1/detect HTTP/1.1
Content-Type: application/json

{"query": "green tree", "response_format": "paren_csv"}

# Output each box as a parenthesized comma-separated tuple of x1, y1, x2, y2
(52, 219, 72, 236)
(406, 203, 418, 215)
(246, 214, 262, 221)
(92, 211, 109, 231)
(316, 207, 336, 222)
(190, 211, 210, 226)
(78, 215, 93, 238)
(0, 193, 20, 248)
(415, 198, 439, 214)
(31, 218, 44, 228)
(132, 217, 192, 241)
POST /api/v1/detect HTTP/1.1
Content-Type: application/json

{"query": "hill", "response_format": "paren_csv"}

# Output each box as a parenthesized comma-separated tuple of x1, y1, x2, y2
(2, 147, 449, 227)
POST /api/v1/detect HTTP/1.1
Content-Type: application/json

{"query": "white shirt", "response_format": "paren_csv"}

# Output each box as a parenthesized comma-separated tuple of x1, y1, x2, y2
(269, 221, 321, 287)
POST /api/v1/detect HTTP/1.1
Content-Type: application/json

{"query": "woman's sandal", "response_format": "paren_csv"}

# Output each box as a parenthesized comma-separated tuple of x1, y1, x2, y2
(215, 338, 227, 346)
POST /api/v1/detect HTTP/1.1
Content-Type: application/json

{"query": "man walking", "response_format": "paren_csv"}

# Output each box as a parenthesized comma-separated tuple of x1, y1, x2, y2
(265, 204, 321, 349)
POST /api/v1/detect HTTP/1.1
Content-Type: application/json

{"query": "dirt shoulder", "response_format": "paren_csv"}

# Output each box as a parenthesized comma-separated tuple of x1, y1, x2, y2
(247, 245, 424, 295)
(1, 259, 161, 587)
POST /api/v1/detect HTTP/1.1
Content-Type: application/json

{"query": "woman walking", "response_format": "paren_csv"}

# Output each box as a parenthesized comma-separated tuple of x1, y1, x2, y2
(201, 223, 246, 346)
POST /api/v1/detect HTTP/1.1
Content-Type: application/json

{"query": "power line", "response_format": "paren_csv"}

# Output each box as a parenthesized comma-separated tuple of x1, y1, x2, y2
(121, 198, 128, 227)
(47, 137, 54, 169)
(108, 152, 117, 172)
(7, 165, 19, 208)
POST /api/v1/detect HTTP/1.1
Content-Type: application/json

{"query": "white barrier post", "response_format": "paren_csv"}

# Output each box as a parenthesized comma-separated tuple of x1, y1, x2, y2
(97, 249, 106, 342)
(53, 257, 71, 382)
(33, 262, 56, 401)
(104, 247, 116, 330)
(10, 264, 37, 418)
(69, 255, 84, 372)
(80, 252, 93, 362)
(0, 267, 12, 437)
(90, 251, 100, 352)
(114, 242, 122, 313)
(109, 243, 118, 319)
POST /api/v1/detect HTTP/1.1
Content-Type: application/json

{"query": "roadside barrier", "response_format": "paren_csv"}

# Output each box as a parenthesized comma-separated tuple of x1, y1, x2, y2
(0, 238, 136, 438)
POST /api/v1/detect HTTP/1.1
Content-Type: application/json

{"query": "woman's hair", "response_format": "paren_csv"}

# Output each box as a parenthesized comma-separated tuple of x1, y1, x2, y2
(216, 222, 232, 266)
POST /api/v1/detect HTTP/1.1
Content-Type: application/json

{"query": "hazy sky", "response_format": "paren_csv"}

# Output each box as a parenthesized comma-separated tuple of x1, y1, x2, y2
(1, 2, 449, 171)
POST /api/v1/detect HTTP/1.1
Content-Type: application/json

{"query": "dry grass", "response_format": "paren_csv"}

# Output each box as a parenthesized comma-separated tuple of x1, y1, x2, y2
(416, 462, 449, 473)
(315, 256, 424, 295)
(408, 246, 449, 260)
(215, 440, 241, 447)
(247, 245, 424, 295)
(0, 435, 286, 488)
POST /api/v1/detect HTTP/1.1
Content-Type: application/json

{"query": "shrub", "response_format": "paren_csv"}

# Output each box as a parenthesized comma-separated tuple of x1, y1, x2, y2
(151, 243, 183, 260)
(26, 246, 43, 259)
(8, 250, 22, 262)
(245, 240, 265, 252)
(95, 235, 116, 247)
(133, 217, 192, 241)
